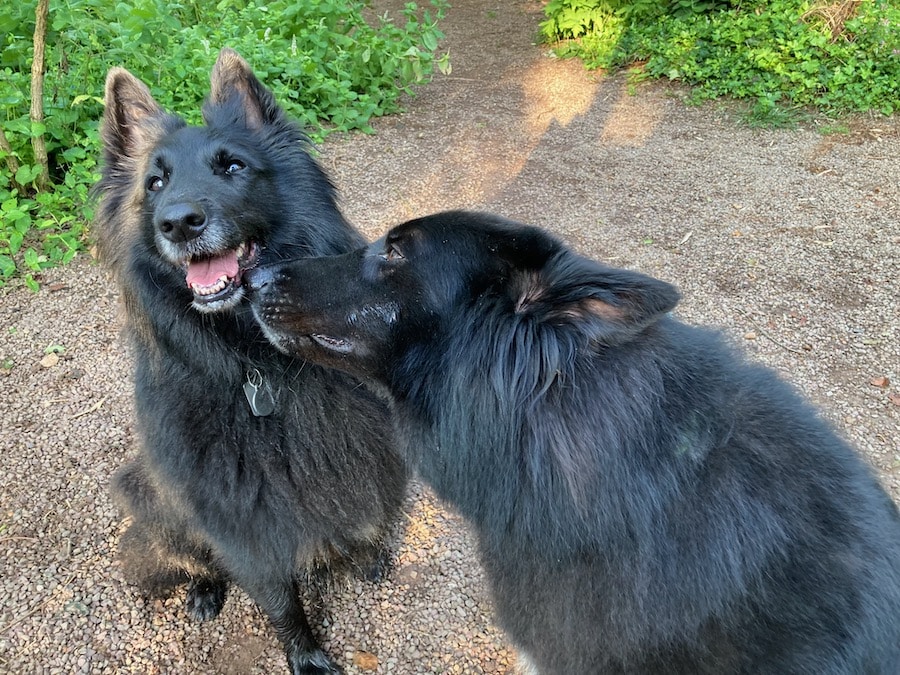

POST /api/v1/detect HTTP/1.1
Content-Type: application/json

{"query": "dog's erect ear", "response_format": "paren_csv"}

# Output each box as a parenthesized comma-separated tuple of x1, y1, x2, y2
(102, 68, 171, 160)
(207, 48, 278, 130)
(511, 251, 680, 345)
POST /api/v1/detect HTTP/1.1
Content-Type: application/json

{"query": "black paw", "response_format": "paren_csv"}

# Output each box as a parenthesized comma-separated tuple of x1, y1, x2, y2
(360, 547, 394, 584)
(288, 648, 343, 675)
(185, 578, 227, 621)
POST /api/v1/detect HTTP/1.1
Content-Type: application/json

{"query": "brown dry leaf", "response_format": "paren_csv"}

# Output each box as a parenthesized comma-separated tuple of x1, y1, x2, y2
(40, 353, 59, 368)
(869, 376, 890, 388)
(888, 393, 900, 407)
(743, 332, 757, 340)
(353, 651, 379, 671)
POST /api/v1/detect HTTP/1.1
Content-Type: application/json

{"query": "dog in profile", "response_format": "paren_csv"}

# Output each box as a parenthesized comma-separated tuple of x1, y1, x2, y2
(94, 49, 408, 674)
(247, 210, 900, 673)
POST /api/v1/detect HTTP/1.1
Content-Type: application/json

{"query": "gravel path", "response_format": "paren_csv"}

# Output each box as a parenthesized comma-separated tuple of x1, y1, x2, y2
(1, 1, 898, 673)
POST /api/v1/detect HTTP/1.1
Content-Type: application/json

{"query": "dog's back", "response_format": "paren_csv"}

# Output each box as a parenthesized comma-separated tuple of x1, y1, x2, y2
(476, 318, 900, 673)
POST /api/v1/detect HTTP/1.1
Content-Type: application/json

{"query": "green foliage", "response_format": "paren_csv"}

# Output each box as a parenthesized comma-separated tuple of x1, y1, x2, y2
(0, 0, 448, 287)
(541, 0, 899, 118)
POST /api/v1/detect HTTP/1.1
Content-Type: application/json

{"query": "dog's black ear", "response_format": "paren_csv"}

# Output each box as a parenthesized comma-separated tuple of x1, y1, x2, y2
(102, 68, 174, 160)
(207, 48, 279, 130)
(511, 251, 680, 345)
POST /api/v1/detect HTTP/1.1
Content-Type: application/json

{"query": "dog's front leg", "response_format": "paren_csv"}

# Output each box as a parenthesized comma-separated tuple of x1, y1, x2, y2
(243, 577, 342, 675)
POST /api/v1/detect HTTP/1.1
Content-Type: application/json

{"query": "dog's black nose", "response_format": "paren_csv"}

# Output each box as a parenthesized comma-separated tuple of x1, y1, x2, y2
(157, 202, 207, 243)
(243, 265, 275, 292)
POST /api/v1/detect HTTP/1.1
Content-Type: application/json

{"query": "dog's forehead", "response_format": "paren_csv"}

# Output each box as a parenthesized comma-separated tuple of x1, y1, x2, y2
(151, 126, 255, 167)
(152, 126, 208, 156)
(390, 220, 493, 256)
(387, 222, 426, 244)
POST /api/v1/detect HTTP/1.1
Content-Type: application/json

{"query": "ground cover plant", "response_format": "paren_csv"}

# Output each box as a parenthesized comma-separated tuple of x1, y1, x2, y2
(0, 0, 447, 288)
(541, 0, 899, 123)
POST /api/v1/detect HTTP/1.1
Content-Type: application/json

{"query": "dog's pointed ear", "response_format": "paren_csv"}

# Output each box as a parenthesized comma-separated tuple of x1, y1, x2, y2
(512, 252, 680, 345)
(207, 48, 277, 130)
(102, 68, 172, 159)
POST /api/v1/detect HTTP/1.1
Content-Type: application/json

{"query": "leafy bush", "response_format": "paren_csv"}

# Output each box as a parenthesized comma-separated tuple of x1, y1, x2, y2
(541, 0, 899, 120)
(0, 0, 448, 288)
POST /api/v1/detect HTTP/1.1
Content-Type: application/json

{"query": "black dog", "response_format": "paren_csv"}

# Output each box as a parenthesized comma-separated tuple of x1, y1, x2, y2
(94, 49, 408, 674)
(248, 211, 900, 673)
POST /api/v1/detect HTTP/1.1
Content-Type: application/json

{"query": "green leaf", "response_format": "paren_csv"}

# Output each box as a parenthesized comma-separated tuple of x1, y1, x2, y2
(14, 165, 40, 185)
(8, 231, 24, 255)
(70, 94, 103, 107)
(0, 255, 15, 278)
(23, 247, 41, 270)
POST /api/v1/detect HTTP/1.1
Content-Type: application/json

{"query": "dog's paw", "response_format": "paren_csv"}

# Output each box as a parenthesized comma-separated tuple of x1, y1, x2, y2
(288, 648, 343, 675)
(362, 559, 390, 584)
(359, 546, 395, 584)
(185, 578, 227, 621)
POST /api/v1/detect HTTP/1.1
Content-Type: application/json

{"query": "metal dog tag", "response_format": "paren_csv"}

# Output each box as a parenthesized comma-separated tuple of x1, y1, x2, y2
(243, 369, 275, 417)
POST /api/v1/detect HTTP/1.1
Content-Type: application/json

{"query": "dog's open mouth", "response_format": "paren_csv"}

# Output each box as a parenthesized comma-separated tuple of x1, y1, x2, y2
(186, 240, 260, 306)
(310, 333, 353, 354)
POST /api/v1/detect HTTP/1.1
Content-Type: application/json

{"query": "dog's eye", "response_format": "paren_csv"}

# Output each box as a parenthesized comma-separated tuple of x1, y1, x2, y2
(147, 176, 165, 192)
(383, 244, 404, 262)
(225, 159, 246, 175)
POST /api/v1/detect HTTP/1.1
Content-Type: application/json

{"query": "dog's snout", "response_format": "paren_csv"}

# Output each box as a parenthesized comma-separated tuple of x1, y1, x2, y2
(157, 202, 207, 243)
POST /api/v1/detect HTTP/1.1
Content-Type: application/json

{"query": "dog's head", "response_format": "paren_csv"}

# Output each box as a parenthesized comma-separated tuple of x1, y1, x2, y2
(246, 211, 680, 390)
(96, 49, 346, 314)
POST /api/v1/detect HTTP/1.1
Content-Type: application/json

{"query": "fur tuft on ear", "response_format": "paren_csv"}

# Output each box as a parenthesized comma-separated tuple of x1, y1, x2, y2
(206, 48, 279, 130)
(102, 68, 177, 160)
(512, 251, 680, 345)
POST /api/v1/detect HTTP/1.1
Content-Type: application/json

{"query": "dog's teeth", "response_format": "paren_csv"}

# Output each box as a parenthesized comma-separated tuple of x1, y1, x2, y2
(190, 277, 230, 296)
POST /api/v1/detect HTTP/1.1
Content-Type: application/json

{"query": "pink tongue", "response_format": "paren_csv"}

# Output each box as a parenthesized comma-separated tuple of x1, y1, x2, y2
(186, 253, 239, 288)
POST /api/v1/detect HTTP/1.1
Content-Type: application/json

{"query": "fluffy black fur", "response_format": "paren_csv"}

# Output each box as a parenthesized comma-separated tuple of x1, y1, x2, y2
(247, 211, 900, 674)
(94, 49, 408, 675)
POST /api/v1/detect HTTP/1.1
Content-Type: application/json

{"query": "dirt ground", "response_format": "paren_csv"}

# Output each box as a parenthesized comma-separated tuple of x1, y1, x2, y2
(1, 0, 898, 673)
